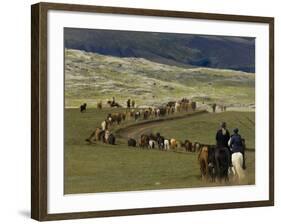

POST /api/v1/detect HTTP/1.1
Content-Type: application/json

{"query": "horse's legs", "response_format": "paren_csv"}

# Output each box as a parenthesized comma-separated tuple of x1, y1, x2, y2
(200, 161, 205, 180)
(204, 160, 209, 180)
(231, 166, 236, 181)
(215, 152, 221, 182)
(200, 160, 208, 181)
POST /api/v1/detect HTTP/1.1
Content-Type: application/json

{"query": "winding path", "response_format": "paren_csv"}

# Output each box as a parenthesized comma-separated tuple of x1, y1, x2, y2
(115, 110, 208, 140)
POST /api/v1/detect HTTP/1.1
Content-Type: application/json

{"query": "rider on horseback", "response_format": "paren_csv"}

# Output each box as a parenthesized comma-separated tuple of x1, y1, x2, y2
(215, 122, 232, 167)
(216, 122, 230, 148)
(229, 128, 246, 170)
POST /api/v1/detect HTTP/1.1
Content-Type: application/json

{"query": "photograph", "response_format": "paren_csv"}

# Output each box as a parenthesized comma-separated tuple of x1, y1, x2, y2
(63, 28, 256, 194)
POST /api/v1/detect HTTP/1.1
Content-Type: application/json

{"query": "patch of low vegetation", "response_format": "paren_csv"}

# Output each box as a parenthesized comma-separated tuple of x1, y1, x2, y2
(65, 49, 255, 108)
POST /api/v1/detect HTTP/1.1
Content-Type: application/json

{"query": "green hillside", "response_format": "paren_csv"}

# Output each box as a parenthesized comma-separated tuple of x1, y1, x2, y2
(65, 49, 255, 109)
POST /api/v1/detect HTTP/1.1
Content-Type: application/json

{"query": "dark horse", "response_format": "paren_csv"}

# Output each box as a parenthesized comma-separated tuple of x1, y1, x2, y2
(156, 133, 165, 150)
(208, 146, 230, 181)
(107, 100, 122, 108)
(80, 103, 87, 112)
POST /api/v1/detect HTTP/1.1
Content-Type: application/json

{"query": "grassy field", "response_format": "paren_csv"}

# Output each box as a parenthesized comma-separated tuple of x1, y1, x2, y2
(64, 108, 255, 194)
(120, 111, 255, 149)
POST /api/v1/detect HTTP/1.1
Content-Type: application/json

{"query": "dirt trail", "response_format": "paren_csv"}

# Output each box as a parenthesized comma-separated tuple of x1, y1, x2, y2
(115, 110, 208, 140)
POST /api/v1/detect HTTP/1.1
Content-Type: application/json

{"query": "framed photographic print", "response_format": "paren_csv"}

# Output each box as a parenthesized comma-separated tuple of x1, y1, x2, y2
(31, 2, 274, 221)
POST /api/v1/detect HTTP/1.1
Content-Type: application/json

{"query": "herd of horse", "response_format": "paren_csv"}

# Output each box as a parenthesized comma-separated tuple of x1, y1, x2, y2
(127, 133, 200, 152)
(85, 98, 197, 146)
(81, 98, 197, 114)
(83, 98, 245, 183)
(127, 133, 246, 182)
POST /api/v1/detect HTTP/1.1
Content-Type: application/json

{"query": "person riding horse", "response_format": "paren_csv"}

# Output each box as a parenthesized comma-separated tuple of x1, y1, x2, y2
(229, 128, 246, 169)
(216, 122, 230, 148)
(215, 122, 232, 167)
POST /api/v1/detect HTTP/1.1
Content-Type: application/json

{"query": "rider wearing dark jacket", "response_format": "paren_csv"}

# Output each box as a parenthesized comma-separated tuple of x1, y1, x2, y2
(215, 122, 232, 166)
(229, 128, 246, 169)
(229, 131, 243, 153)
(216, 122, 230, 148)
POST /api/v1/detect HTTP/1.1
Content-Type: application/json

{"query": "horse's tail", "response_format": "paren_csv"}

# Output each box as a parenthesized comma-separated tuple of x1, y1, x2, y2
(198, 146, 207, 163)
(232, 152, 245, 180)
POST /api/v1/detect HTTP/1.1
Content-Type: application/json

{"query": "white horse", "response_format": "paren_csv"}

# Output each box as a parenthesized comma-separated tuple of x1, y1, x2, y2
(101, 120, 107, 131)
(164, 139, 170, 150)
(148, 140, 156, 149)
(175, 102, 181, 113)
(104, 130, 110, 143)
(156, 108, 160, 117)
(231, 152, 245, 181)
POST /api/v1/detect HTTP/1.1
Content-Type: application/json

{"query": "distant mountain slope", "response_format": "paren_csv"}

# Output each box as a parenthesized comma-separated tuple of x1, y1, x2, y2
(65, 49, 255, 108)
(64, 28, 255, 72)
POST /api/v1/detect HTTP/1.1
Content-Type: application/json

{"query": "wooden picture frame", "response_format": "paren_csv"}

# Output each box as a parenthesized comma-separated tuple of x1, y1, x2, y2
(31, 2, 274, 221)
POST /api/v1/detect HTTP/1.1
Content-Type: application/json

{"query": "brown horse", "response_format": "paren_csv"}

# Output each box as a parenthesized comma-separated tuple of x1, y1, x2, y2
(181, 140, 192, 152)
(198, 146, 209, 180)
(139, 134, 149, 148)
(86, 127, 103, 143)
(97, 101, 102, 109)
